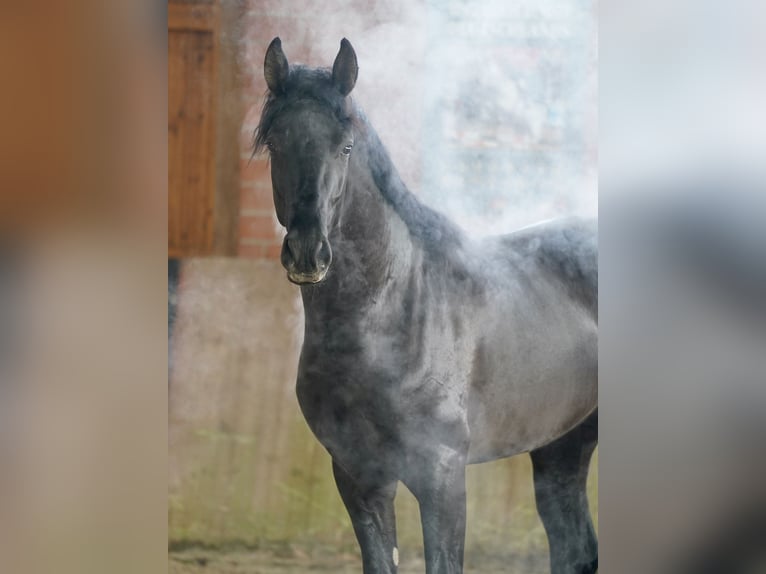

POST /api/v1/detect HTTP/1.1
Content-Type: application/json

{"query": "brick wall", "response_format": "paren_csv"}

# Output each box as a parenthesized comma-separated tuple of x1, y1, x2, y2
(237, 152, 281, 259)
(236, 3, 279, 260)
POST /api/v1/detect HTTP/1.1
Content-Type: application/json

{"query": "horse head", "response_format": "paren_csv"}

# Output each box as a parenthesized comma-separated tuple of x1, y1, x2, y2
(256, 37, 359, 285)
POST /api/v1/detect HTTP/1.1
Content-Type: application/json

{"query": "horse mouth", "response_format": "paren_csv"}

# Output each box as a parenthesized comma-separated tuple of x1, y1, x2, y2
(287, 268, 328, 285)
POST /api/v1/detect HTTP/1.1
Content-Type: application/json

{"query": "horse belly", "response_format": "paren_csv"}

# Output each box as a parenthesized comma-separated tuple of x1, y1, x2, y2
(466, 303, 597, 463)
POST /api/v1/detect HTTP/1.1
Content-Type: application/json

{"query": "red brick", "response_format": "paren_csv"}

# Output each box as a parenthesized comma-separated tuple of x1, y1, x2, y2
(241, 105, 264, 150)
(237, 240, 283, 260)
(264, 242, 283, 260)
(242, 100, 263, 126)
(240, 158, 271, 187)
(241, 126, 262, 152)
(237, 243, 265, 259)
(239, 214, 279, 241)
(240, 186, 274, 211)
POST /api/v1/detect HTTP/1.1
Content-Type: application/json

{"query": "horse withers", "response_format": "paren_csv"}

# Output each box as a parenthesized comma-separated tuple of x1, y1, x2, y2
(255, 37, 598, 574)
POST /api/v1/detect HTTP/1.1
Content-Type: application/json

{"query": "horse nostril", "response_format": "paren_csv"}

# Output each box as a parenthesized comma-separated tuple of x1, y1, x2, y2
(282, 232, 330, 276)
(315, 243, 327, 270)
(316, 239, 332, 270)
(281, 236, 298, 270)
(286, 237, 301, 260)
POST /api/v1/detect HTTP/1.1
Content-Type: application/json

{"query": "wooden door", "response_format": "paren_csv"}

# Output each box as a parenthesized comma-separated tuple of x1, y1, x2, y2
(169, 1, 239, 257)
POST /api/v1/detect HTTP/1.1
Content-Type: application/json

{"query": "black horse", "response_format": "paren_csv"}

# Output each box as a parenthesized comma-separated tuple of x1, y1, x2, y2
(255, 37, 598, 574)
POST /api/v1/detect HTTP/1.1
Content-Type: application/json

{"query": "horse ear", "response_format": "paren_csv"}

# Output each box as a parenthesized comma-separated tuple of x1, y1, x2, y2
(332, 38, 358, 96)
(264, 37, 289, 94)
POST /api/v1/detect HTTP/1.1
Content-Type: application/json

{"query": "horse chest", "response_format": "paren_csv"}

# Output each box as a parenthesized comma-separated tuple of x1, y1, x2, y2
(295, 376, 403, 472)
(296, 360, 470, 475)
(297, 297, 474, 474)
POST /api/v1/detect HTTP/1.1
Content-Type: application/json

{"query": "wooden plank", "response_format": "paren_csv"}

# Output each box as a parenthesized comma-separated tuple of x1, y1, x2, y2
(168, 246, 185, 259)
(168, 2, 218, 32)
(169, 0, 240, 258)
(168, 28, 217, 256)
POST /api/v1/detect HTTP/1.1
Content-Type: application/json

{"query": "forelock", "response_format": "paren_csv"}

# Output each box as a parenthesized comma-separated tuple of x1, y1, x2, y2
(253, 66, 356, 154)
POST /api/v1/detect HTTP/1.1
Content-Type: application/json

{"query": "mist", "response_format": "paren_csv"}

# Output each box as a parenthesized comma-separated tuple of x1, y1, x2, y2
(238, 0, 597, 238)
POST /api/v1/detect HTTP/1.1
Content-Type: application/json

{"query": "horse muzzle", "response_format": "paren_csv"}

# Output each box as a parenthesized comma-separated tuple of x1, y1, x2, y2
(281, 230, 332, 285)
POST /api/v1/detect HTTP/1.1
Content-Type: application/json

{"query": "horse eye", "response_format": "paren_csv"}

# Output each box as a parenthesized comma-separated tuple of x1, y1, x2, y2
(342, 144, 353, 155)
(266, 140, 276, 152)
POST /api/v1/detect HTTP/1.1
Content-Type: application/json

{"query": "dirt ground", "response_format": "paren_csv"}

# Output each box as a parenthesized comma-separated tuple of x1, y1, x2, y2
(168, 548, 548, 574)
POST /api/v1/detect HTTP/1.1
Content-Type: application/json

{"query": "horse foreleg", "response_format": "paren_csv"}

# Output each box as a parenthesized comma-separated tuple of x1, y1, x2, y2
(530, 410, 598, 574)
(332, 460, 399, 574)
(406, 448, 467, 574)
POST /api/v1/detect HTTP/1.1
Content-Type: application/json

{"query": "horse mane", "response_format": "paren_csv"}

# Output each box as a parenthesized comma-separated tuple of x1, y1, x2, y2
(254, 66, 465, 255)
(360, 120, 466, 254)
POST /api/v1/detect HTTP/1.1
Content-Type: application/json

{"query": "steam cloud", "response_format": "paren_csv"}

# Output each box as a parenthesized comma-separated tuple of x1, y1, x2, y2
(240, 0, 597, 237)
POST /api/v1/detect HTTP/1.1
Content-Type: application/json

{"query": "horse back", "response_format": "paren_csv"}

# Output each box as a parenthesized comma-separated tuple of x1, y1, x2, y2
(497, 216, 597, 320)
